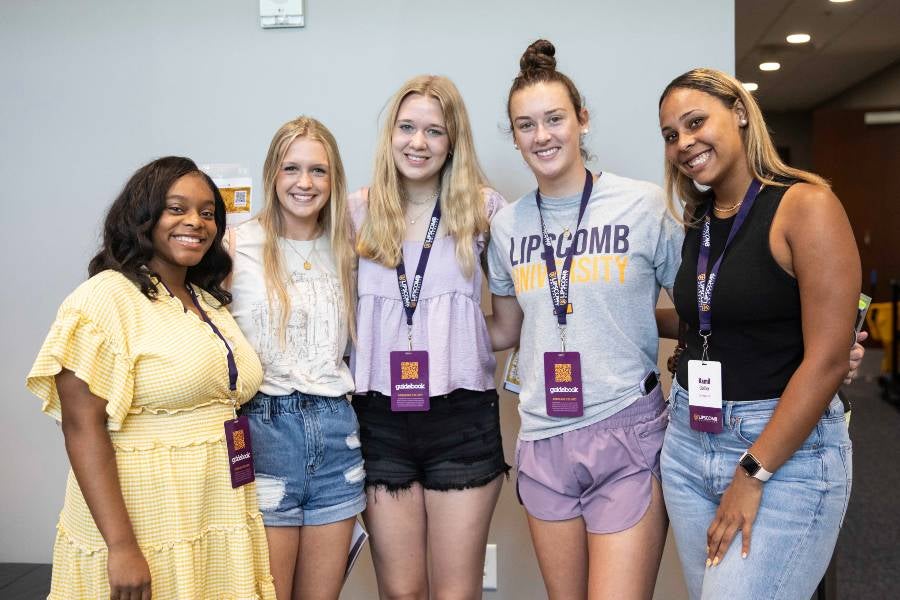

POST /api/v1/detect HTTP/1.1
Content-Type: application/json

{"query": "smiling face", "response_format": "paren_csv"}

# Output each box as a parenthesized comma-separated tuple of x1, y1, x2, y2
(391, 93, 450, 188)
(510, 81, 588, 193)
(275, 136, 331, 233)
(149, 172, 217, 276)
(659, 87, 748, 188)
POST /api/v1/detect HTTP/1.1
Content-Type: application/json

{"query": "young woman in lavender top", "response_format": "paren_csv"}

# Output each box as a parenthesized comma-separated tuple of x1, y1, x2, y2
(348, 74, 510, 599)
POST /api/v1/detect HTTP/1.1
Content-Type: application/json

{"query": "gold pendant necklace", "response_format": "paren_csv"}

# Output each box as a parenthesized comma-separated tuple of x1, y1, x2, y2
(406, 189, 440, 224)
(285, 237, 316, 270)
(546, 214, 576, 239)
(407, 203, 434, 225)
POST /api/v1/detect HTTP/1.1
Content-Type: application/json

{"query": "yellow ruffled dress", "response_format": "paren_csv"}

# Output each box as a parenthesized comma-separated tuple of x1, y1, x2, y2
(27, 270, 276, 599)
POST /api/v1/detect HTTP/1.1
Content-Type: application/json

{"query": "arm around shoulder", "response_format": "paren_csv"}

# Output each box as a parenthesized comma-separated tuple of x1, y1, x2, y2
(347, 187, 370, 234)
(481, 186, 510, 222)
(487, 294, 524, 351)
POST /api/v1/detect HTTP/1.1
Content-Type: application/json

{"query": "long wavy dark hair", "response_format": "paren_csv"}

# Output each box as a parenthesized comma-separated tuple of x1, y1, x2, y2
(88, 156, 233, 305)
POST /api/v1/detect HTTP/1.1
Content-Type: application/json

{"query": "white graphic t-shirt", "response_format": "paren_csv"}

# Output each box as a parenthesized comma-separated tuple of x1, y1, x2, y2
(229, 219, 354, 397)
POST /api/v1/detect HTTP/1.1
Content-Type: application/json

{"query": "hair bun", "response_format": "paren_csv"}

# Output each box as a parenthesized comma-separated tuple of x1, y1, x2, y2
(520, 39, 556, 73)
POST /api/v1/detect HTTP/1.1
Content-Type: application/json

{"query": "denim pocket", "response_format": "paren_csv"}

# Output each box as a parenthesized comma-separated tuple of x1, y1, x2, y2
(327, 399, 361, 439)
(667, 394, 682, 422)
(838, 442, 853, 526)
(734, 414, 821, 451)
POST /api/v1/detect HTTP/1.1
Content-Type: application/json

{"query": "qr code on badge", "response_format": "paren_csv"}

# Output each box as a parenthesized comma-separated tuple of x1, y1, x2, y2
(233, 189, 248, 207)
(554, 363, 573, 383)
(232, 429, 246, 451)
(401, 361, 419, 380)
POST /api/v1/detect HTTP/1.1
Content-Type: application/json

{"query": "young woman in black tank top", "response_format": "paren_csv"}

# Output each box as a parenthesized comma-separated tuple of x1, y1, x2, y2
(657, 68, 862, 600)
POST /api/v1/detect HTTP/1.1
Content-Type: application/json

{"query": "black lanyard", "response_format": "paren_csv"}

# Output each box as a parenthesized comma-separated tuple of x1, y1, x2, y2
(696, 179, 762, 353)
(395, 198, 441, 345)
(535, 169, 594, 328)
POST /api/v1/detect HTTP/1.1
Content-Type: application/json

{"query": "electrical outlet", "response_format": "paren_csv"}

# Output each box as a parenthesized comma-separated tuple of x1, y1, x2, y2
(483, 544, 497, 590)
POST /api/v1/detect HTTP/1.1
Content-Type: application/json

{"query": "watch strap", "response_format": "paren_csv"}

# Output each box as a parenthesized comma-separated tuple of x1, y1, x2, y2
(739, 451, 773, 482)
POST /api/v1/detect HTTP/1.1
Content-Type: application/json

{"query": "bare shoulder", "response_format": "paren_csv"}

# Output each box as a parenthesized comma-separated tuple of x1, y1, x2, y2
(780, 182, 843, 216)
(775, 182, 848, 237)
(770, 182, 854, 276)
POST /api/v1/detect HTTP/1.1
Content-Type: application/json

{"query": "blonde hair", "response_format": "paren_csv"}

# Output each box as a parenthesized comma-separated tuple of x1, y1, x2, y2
(258, 116, 357, 343)
(659, 68, 828, 224)
(356, 75, 489, 277)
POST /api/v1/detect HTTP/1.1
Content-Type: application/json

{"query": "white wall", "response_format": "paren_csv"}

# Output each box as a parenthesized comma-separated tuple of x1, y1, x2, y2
(0, 1, 733, 597)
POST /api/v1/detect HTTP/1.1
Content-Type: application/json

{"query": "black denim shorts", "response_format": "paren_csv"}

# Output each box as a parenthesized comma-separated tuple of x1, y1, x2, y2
(351, 388, 510, 492)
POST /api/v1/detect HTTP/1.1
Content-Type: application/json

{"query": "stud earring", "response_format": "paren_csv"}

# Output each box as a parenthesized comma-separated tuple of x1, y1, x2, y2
(514, 144, 519, 150)
(740, 119, 747, 126)
(582, 128, 589, 134)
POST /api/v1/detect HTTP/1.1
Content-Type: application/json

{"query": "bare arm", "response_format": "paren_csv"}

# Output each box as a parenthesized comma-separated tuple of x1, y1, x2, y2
(486, 294, 524, 351)
(57, 369, 152, 599)
(707, 183, 860, 564)
(656, 310, 679, 340)
(655, 288, 679, 340)
(747, 184, 859, 471)
(655, 308, 679, 340)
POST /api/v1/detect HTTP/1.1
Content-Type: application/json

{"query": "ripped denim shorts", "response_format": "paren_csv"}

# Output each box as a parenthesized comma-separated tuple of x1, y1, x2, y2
(243, 391, 366, 527)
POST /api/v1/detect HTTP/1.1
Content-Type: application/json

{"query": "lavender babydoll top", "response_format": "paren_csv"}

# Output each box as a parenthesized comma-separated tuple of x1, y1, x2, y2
(349, 187, 506, 397)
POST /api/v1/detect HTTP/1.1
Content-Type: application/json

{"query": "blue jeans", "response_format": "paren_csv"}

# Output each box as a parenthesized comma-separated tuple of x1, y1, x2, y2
(661, 381, 852, 600)
(243, 391, 366, 527)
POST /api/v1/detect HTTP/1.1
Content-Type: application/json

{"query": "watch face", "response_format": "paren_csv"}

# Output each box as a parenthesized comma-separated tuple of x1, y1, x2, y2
(740, 453, 760, 477)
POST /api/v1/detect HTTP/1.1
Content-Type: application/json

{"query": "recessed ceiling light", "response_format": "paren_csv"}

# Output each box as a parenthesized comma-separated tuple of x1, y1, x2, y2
(742, 82, 759, 92)
(786, 33, 811, 44)
(829, 0, 854, 4)
(759, 62, 781, 71)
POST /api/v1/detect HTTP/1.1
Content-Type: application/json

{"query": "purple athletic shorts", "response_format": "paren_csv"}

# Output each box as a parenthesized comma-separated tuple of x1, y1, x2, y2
(515, 386, 667, 534)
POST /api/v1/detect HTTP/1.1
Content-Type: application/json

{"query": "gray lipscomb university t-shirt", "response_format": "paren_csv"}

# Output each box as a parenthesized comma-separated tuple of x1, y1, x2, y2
(488, 172, 684, 441)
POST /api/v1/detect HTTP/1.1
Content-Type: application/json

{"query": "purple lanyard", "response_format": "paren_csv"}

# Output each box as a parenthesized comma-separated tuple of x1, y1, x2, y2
(535, 169, 594, 328)
(396, 198, 442, 334)
(187, 286, 238, 392)
(696, 179, 763, 341)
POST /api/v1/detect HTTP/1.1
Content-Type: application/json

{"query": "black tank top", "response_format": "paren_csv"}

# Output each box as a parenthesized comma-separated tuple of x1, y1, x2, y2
(674, 182, 802, 401)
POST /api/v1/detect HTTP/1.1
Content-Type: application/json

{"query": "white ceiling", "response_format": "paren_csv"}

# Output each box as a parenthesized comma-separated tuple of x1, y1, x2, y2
(736, 0, 900, 110)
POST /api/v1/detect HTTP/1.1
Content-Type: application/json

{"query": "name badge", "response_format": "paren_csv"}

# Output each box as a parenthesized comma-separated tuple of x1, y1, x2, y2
(225, 415, 255, 488)
(687, 360, 723, 433)
(390, 350, 430, 412)
(544, 351, 583, 417)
